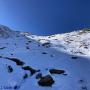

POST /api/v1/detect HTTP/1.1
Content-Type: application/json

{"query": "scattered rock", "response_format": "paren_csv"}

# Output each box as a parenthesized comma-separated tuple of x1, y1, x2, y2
(0, 56, 3, 58)
(14, 85, 20, 89)
(36, 73, 42, 79)
(11, 54, 13, 55)
(84, 46, 88, 49)
(49, 69, 65, 74)
(26, 46, 29, 49)
(71, 56, 78, 59)
(54, 39, 58, 40)
(7, 65, 13, 73)
(22, 66, 38, 75)
(81, 86, 88, 90)
(38, 75, 55, 86)
(5, 57, 25, 66)
(0, 47, 6, 49)
(42, 52, 47, 54)
(79, 79, 84, 83)
(23, 73, 28, 79)
(38, 44, 40, 47)
(28, 41, 31, 43)
(42, 42, 51, 48)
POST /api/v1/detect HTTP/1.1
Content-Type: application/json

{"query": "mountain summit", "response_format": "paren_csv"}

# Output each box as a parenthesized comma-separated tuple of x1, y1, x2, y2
(0, 25, 90, 90)
(0, 25, 20, 38)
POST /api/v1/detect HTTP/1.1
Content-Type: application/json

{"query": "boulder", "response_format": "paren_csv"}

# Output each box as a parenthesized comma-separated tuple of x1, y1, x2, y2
(38, 75, 55, 86)
(22, 66, 37, 75)
(7, 65, 13, 73)
(49, 69, 65, 74)
(71, 56, 78, 59)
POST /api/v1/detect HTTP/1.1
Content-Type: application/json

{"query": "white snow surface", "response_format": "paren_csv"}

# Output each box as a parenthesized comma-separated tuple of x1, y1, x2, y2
(0, 25, 90, 90)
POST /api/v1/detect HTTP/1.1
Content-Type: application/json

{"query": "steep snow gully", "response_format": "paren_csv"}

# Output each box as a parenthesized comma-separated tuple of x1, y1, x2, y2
(0, 25, 90, 90)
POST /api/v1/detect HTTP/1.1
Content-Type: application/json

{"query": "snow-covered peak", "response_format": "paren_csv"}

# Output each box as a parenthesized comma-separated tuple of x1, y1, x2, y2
(0, 25, 20, 38)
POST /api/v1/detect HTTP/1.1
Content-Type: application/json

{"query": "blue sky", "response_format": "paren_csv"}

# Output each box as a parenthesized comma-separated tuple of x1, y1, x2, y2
(0, 0, 90, 35)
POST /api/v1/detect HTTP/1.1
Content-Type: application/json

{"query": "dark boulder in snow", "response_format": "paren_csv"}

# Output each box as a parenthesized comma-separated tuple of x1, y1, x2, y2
(36, 73, 42, 79)
(49, 69, 65, 74)
(42, 52, 47, 54)
(0, 47, 6, 50)
(38, 75, 55, 86)
(22, 66, 37, 75)
(23, 73, 28, 79)
(42, 42, 51, 48)
(71, 56, 78, 59)
(5, 57, 25, 66)
(7, 65, 13, 73)
(13, 85, 20, 89)
(26, 46, 30, 49)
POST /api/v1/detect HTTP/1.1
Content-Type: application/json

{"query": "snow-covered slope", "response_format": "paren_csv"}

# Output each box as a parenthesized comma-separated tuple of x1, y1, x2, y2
(0, 25, 90, 90)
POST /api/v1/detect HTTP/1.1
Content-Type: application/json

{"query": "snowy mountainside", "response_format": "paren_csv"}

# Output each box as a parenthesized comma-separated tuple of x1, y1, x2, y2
(0, 25, 90, 90)
(29, 29, 90, 56)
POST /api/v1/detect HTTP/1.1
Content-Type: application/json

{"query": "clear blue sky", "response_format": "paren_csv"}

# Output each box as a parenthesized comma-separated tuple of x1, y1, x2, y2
(0, 0, 90, 35)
